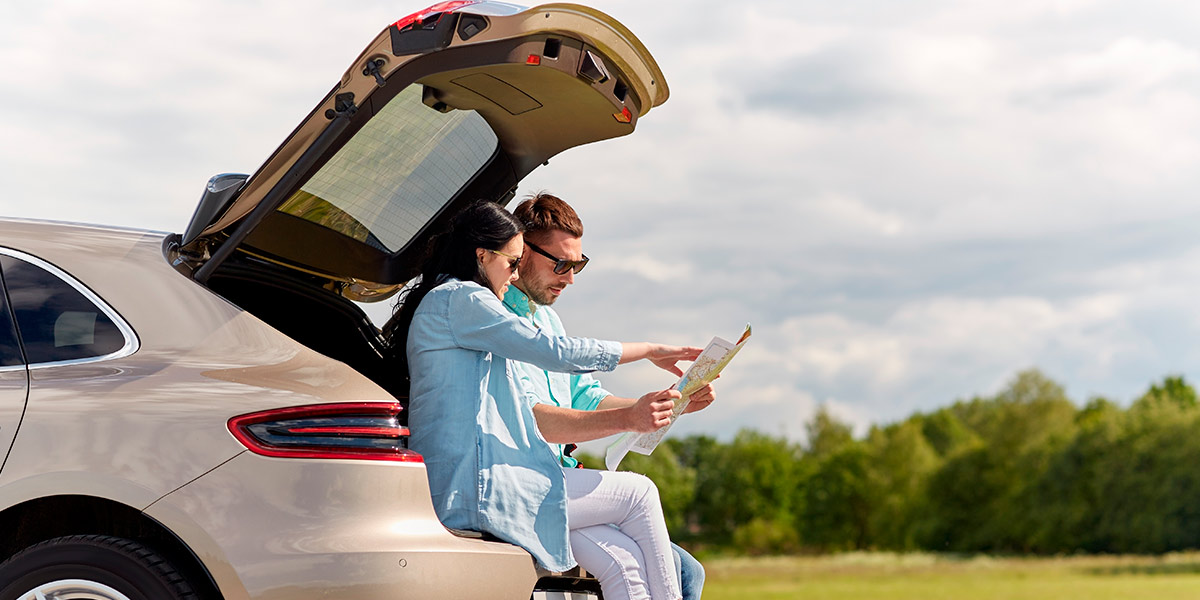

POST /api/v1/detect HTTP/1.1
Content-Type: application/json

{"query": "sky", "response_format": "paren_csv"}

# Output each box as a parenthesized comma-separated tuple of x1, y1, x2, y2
(3, 0, 1200, 445)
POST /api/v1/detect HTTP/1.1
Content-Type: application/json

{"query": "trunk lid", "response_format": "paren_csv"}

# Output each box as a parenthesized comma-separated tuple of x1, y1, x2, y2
(178, 1, 668, 299)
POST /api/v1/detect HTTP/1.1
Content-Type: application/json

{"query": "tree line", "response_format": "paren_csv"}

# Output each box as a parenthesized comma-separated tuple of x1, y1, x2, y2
(582, 370, 1200, 555)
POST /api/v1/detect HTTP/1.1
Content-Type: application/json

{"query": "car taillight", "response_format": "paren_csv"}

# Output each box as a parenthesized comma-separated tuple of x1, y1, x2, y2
(228, 402, 422, 463)
(392, 1, 480, 31)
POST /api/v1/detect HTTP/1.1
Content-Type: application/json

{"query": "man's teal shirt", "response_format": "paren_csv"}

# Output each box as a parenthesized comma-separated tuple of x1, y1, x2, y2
(503, 286, 612, 467)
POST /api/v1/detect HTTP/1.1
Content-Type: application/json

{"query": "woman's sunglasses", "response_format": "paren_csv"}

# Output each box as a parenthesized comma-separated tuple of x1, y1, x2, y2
(488, 249, 521, 273)
(526, 241, 589, 275)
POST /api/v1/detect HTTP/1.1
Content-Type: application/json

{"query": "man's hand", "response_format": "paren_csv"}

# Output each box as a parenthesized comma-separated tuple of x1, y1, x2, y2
(647, 344, 702, 377)
(682, 382, 716, 414)
(624, 389, 682, 432)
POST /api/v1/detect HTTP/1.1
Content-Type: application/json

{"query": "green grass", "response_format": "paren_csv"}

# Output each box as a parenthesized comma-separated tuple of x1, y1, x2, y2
(702, 553, 1200, 600)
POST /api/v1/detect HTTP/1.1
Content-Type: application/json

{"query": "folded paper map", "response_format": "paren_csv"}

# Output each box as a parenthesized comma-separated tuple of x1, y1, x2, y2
(605, 325, 752, 470)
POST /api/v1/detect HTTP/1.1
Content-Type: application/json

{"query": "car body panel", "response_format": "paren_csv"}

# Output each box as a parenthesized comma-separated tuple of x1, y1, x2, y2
(0, 218, 547, 598)
(0, 219, 394, 512)
(0, 369, 28, 473)
(146, 453, 540, 600)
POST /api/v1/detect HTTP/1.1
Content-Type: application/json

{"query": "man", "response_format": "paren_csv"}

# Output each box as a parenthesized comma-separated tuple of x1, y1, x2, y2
(502, 192, 712, 599)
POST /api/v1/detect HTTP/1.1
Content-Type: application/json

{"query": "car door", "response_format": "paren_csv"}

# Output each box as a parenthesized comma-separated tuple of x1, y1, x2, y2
(0, 255, 29, 472)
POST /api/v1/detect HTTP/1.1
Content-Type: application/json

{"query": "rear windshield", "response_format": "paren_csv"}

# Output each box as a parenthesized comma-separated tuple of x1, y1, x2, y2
(278, 85, 499, 253)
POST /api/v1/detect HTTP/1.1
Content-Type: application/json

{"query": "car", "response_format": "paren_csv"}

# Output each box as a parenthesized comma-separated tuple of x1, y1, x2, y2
(0, 1, 668, 598)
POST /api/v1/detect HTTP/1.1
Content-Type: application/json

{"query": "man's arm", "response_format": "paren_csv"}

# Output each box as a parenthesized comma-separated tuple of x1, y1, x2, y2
(533, 389, 679, 444)
(595, 395, 636, 411)
(534, 382, 718, 444)
(592, 383, 716, 413)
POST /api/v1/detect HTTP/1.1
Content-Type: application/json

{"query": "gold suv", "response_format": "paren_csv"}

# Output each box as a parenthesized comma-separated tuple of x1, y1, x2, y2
(0, 2, 667, 598)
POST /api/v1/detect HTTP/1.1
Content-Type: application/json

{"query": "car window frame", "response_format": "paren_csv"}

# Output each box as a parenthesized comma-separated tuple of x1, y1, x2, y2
(0, 259, 26, 371)
(0, 247, 139, 369)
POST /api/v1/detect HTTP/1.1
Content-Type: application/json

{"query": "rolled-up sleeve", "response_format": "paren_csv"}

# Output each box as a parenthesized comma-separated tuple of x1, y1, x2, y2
(516, 364, 543, 409)
(569, 373, 611, 412)
(449, 285, 620, 374)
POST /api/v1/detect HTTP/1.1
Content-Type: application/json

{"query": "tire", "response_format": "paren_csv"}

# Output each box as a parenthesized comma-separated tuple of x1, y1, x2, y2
(0, 535, 197, 600)
(532, 572, 603, 600)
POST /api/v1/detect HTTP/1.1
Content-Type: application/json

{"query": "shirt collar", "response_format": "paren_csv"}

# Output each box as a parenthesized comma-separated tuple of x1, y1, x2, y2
(502, 285, 539, 318)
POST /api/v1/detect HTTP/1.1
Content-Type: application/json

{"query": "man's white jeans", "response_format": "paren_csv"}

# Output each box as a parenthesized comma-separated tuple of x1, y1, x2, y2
(563, 468, 681, 600)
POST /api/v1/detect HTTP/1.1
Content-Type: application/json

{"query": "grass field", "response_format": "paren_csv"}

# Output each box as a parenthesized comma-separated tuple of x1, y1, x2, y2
(702, 552, 1200, 600)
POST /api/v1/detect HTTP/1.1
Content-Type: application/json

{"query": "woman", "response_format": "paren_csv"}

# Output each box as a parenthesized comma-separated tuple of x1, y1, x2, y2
(384, 201, 692, 600)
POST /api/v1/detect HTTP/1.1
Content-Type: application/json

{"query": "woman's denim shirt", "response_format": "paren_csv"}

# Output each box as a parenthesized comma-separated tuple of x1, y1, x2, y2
(406, 279, 621, 571)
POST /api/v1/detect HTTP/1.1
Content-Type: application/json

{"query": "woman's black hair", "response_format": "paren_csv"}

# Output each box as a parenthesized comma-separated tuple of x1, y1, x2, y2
(382, 200, 523, 393)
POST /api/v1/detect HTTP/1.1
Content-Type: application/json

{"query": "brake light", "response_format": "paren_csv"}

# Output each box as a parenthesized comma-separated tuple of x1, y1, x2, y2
(392, 1, 480, 31)
(229, 402, 422, 462)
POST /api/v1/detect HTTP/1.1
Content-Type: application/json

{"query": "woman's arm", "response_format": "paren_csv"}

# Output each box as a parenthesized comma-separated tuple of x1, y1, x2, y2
(448, 284, 700, 376)
(619, 343, 702, 376)
(449, 285, 621, 373)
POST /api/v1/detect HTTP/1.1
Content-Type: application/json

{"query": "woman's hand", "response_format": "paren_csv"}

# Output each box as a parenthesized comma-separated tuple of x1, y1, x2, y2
(647, 344, 702, 377)
(618, 343, 701, 376)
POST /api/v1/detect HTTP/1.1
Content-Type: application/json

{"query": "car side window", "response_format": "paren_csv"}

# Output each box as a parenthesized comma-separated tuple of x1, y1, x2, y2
(0, 266, 24, 367)
(0, 254, 127, 365)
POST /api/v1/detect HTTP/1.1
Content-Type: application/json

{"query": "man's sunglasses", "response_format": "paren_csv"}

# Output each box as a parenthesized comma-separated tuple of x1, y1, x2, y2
(488, 249, 521, 273)
(526, 241, 589, 275)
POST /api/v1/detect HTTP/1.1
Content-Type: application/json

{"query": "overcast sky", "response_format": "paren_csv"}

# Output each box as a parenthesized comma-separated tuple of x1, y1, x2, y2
(3, 0, 1199, 444)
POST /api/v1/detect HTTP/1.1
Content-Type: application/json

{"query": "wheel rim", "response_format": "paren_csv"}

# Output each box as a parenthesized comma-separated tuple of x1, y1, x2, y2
(16, 579, 133, 600)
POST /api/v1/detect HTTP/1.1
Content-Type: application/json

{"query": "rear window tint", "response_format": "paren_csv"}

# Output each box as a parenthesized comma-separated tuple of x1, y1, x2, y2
(278, 84, 499, 253)
(0, 254, 128, 365)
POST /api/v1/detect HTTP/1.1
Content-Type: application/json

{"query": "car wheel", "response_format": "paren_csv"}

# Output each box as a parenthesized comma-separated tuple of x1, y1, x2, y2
(0, 535, 197, 600)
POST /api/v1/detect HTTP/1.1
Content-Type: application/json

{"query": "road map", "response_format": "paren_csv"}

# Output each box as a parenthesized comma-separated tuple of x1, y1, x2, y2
(605, 325, 752, 470)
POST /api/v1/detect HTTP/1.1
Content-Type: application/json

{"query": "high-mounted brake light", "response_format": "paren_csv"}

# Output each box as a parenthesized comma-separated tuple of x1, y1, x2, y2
(229, 402, 422, 462)
(392, 0, 480, 31)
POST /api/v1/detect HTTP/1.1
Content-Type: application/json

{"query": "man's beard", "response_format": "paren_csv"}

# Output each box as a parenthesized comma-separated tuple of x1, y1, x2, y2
(523, 281, 559, 306)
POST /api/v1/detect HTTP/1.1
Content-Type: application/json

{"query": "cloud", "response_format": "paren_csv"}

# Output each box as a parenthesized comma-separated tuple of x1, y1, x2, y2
(745, 46, 904, 117)
(6, 0, 1200, 444)
(1018, 38, 1200, 101)
(0, 0, 403, 229)
(593, 253, 695, 284)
